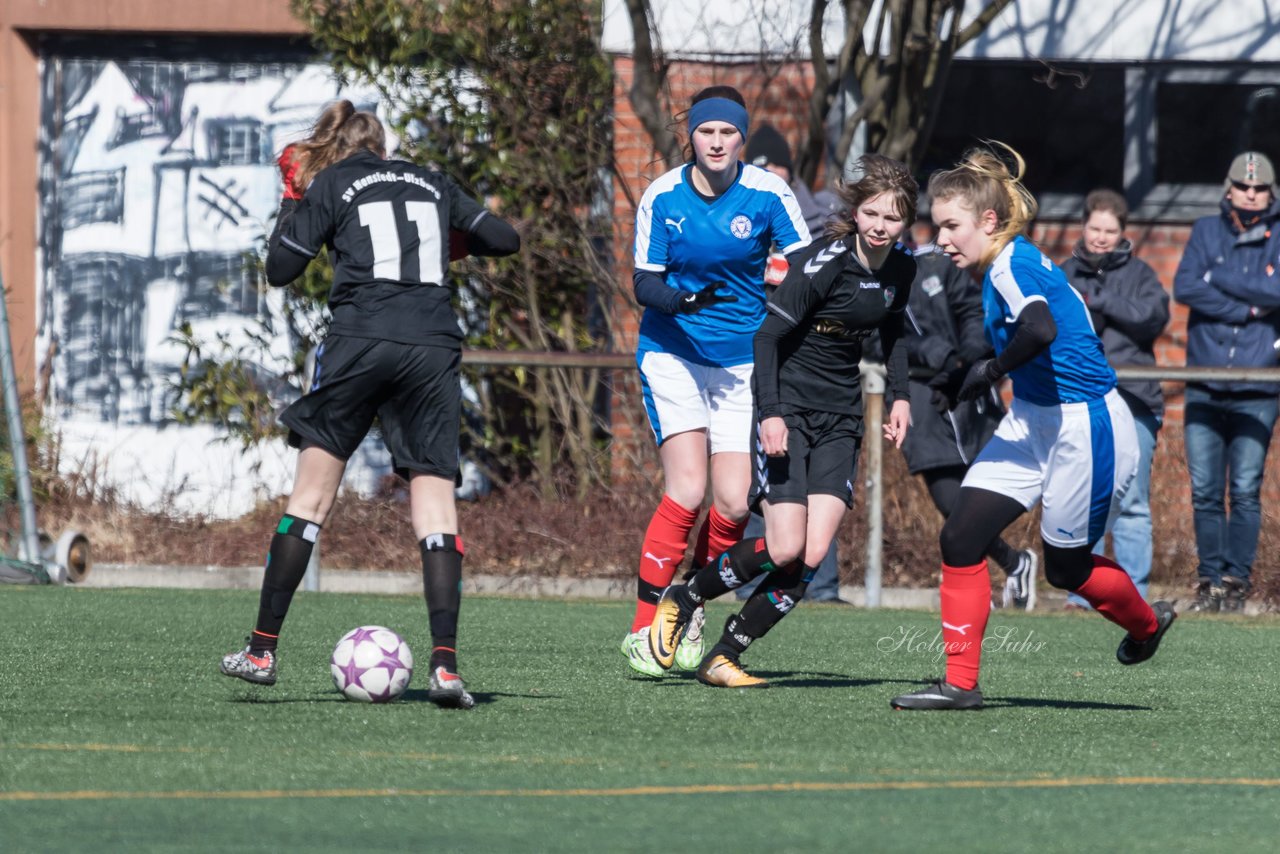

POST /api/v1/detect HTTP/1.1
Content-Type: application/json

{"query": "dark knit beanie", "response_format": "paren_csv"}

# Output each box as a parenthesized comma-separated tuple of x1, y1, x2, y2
(745, 124, 793, 174)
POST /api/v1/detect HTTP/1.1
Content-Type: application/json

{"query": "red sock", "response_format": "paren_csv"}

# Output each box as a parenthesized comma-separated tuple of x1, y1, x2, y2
(1074, 555, 1158, 639)
(940, 562, 990, 691)
(631, 495, 699, 632)
(692, 505, 748, 569)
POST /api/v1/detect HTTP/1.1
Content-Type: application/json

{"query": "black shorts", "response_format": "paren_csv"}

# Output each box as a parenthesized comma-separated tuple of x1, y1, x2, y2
(749, 408, 862, 510)
(281, 334, 461, 480)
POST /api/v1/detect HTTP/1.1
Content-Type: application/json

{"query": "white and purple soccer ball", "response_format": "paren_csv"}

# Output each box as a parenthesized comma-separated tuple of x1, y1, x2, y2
(330, 626, 413, 703)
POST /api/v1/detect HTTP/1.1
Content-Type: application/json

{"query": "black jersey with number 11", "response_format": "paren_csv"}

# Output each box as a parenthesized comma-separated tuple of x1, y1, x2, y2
(277, 150, 490, 346)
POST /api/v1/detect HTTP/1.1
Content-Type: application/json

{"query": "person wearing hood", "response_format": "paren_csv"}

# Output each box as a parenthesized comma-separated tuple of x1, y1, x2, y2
(1173, 151, 1280, 613)
(1062, 189, 1170, 610)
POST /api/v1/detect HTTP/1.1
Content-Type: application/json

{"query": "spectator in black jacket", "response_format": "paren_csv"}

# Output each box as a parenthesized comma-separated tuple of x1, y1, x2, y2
(870, 208, 1037, 609)
(1061, 189, 1170, 611)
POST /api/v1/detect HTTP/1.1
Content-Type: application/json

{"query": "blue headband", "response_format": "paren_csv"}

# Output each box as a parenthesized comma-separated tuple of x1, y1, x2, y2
(687, 98, 749, 141)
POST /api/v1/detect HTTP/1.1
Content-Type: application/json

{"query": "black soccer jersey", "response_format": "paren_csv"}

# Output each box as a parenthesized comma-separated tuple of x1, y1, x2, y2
(753, 236, 916, 417)
(276, 150, 490, 346)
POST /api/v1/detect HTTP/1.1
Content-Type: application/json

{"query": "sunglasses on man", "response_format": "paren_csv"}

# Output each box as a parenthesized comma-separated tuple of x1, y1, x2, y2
(1231, 180, 1270, 192)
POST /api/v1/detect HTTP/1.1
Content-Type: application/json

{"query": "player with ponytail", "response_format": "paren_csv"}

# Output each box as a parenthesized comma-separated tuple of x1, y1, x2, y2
(891, 143, 1176, 710)
(220, 101, 520, 709)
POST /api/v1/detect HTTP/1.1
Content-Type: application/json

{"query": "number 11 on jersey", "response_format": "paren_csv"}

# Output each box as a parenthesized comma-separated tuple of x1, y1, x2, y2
(358, 200, 445, 284)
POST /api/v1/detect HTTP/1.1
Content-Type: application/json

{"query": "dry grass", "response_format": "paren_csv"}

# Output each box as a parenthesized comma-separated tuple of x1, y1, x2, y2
(9, 425, 1278, 607)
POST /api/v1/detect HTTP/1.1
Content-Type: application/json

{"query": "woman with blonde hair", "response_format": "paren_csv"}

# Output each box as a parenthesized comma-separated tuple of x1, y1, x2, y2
(649, 154, 916, 687)
(891, 144, 1175, 711)
(219, 100, 519, 709)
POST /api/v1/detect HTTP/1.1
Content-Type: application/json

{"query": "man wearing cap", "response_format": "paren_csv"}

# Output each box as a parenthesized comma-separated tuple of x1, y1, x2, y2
(1173, 151, 1280, 613)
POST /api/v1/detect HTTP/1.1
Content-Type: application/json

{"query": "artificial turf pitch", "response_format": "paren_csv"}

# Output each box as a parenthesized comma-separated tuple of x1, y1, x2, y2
(1, 585, 1278, 852)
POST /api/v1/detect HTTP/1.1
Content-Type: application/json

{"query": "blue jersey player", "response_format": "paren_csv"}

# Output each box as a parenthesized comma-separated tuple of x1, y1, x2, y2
(622, 86, 810, 678)
(891, 144, 1177, 711)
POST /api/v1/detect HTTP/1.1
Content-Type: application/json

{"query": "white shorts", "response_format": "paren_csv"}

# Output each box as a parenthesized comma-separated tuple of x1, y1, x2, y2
(962, 388, 1139, 548)
(637, 350, 753, 454)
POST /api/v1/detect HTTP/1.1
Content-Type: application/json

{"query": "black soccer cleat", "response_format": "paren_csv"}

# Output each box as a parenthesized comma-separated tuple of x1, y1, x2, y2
(1116, 600, 1176, 665)
(890, 679, 983, 710)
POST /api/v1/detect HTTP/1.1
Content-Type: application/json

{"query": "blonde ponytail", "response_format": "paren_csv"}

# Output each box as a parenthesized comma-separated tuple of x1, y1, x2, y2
(927, 141, 1037, 271)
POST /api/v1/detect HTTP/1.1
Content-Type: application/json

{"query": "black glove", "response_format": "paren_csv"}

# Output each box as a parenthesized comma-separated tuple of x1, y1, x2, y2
(927, 361, 965, 413)
(676, 281, 738, 314)
(957, 358, 1004, 402)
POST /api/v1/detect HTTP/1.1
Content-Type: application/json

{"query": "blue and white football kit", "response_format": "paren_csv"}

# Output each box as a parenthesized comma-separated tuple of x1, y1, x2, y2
(634, 162, 809, 451)
(962, 236, 1140, 548)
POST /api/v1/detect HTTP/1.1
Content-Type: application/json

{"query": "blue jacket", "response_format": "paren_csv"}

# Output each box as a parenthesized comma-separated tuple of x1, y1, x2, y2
(1173, 197, 1280, 394)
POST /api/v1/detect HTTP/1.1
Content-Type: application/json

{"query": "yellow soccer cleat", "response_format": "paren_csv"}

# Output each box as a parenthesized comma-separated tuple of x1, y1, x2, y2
(648, 585, 694, 670)
(696, 654, 769, 689)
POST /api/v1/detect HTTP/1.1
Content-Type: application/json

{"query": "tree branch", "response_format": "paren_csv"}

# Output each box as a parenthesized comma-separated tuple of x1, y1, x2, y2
(958, 0, 1015, 47)
(623, 0, 681, 166)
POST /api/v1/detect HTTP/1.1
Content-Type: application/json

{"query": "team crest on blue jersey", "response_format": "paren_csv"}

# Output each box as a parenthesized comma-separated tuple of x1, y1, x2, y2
(730, 215, 753, 239)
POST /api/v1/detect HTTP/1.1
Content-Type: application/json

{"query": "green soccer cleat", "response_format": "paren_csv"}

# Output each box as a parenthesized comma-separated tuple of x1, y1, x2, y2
(621, 627, 664, 678)
(673, 605, 706, 671)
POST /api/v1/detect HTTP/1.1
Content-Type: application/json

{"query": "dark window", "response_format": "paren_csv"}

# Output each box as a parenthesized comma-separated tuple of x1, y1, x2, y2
(1156, 81, 1280, 185)
(922, 61, 1125, 201)
(61, 168, 126, 228)
(205, 119, 265, 166)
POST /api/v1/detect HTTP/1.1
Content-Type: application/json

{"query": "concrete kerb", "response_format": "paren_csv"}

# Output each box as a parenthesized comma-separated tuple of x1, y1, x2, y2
(82, 565, 1258, 614)
(83, 563, 942, 608)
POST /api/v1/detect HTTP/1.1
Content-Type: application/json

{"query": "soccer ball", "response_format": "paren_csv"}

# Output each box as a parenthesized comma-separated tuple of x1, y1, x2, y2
(330, 626, 413, 703)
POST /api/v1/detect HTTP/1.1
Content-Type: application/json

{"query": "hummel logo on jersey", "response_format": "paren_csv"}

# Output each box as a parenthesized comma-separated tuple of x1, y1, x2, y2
(860, 281, 880, 289)
(644, 552, 672, 569)
(804, 241, 846, 275)
(665, 217, 687, 234)
(942, 621, 972, 636)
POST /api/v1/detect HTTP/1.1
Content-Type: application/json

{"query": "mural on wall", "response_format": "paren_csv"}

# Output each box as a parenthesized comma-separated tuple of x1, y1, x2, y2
(35, 53, 396, 516)
(37, 58, 388, 422)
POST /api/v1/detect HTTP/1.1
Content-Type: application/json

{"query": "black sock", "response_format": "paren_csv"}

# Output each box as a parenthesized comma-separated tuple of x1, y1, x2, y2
(252, 515, 320, 648)
(989, 538, 1019, 574)
(421, 534, 464, 672)
(707, 563, 808, 661)
(688, 538, 778, 601)
(249, 630, 278, 656)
